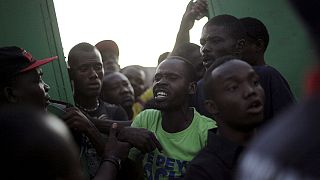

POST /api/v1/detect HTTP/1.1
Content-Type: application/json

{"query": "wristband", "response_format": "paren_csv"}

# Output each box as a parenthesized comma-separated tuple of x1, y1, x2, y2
(101, 156, 121, 170)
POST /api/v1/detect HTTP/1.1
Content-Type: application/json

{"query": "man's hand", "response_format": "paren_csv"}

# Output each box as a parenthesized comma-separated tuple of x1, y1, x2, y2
(117, 127, 163, 153)
(62, 107, 94, 133)
(181, 0, 208, 30)
(103, 123, 131, 160)
(191, 0, 208, 20)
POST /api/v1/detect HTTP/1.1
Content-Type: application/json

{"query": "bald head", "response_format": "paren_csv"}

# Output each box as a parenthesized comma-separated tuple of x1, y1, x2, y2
(1, 106, 83, 180)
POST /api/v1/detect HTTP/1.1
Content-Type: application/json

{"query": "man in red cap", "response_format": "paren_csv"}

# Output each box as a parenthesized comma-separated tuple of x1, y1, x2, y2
(0, 46, 57, 111)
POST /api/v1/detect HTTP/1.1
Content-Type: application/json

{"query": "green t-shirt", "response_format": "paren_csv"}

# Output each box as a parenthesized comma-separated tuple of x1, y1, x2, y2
(129, 108, 216, 180)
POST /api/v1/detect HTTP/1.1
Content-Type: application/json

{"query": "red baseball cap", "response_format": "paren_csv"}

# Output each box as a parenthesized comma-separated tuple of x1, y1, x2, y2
(0, 46, 58, 79)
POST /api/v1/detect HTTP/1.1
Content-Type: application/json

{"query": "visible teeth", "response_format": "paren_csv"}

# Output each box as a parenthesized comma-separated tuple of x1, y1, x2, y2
(157, 92, 167, 97)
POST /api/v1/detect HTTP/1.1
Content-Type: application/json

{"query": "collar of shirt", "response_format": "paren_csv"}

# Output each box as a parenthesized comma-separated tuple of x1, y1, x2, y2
(206, 128, 244, 169)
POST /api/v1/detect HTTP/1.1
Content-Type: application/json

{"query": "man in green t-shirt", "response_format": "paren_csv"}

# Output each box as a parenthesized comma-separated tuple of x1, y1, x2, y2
(125, 56, 216, 180)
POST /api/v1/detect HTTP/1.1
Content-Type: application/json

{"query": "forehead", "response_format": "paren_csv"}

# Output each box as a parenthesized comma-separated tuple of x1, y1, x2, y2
(71, 49, 102, 68)
(100, 52, 118, 62)
(156, 59, 188, 76)
(211, 60, 255, 82)
(103, 72, 129, 84)
(202, 25, 234, 39)
(123, 67, 145, 77)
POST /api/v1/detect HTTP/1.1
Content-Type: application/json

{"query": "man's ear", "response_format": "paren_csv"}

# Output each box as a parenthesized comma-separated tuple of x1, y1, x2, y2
(3, 87, 19, 103)
(256, 39, 265, 52)
(235, 38, 246, 54)
(188, 81, 197, 95)
(205, 99, 219, 115)
(68, 68, 74, 80)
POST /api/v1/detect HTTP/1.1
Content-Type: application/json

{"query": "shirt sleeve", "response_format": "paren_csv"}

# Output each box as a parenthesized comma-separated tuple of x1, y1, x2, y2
(128, 112, 144, 161)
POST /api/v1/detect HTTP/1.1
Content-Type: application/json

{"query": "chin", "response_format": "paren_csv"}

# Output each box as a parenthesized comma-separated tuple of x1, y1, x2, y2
(85, 91, 100, 98)
(154, 102, 169, 110)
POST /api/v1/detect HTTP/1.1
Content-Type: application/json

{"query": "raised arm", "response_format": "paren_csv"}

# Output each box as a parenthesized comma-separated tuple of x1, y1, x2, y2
(172, 0, 208, 52)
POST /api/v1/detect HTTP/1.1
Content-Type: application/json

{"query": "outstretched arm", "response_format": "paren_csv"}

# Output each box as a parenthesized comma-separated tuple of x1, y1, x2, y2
(90, 117, 132, 134)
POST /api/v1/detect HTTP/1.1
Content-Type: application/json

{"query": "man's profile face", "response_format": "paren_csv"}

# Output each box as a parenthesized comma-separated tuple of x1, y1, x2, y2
(200, 24, 238, 69)
(153, 59, 192, 110)
(11, 68, 50, 111)
(70, 49, 104, 97)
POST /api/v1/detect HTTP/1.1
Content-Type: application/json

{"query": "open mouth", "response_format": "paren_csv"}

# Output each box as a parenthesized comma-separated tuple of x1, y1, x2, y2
(154, 91, 168, 101)
(88, 83, 101, 89)
(202, 55, 214, 68)
(45, 95, 51, 107)
(121, 95, 134, 103)
(247, 100, 263, 114)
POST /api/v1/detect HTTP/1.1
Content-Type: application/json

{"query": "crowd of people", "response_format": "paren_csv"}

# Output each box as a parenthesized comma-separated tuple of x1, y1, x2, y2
(1, 0, 319, 179)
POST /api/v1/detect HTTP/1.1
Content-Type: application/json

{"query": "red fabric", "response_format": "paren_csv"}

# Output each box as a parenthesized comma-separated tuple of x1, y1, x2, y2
(305, 66, 320, 96)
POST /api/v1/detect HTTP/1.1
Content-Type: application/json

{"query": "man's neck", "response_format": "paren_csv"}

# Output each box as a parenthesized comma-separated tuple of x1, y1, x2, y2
(161, 104, 193, 133)
(217, 125, 255, 146)
(74, 94, 99, 109)
(255, 54, 266, 66)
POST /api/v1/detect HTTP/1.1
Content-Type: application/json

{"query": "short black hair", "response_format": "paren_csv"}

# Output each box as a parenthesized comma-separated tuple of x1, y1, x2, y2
(205, 14, 246, 40)
(157, 52, 170, 65)
(203, 55, 238, 100)
(240, 17, 269, 51)
(161, 56, 196, 83)
(121, 65, 145, 74)
(170, 43, 200, 61)
(67, 42, 99, 68)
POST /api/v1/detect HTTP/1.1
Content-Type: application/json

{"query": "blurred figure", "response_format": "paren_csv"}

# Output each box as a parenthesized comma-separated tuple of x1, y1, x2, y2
(2, 107, 85, 180)
(121, 65, 153, 117)
(121, 65, 147, 99)
(237, 0, 320, 179)
(95, 40, 120, 74)
(241, 17, 295, 122)
(1, 106, 130, 180)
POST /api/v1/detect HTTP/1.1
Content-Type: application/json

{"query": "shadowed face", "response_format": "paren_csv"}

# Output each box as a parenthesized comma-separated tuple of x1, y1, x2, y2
(2, 108, 84, 180)
(122, 67, 146, 99)
(101, 72, 135, 108)
(205, 60, 264, 131)
(69, 49, 104, 98)
(200, 25, 238, 69)
(9, 68, 50, 111)
(153, 58, 195, 110)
